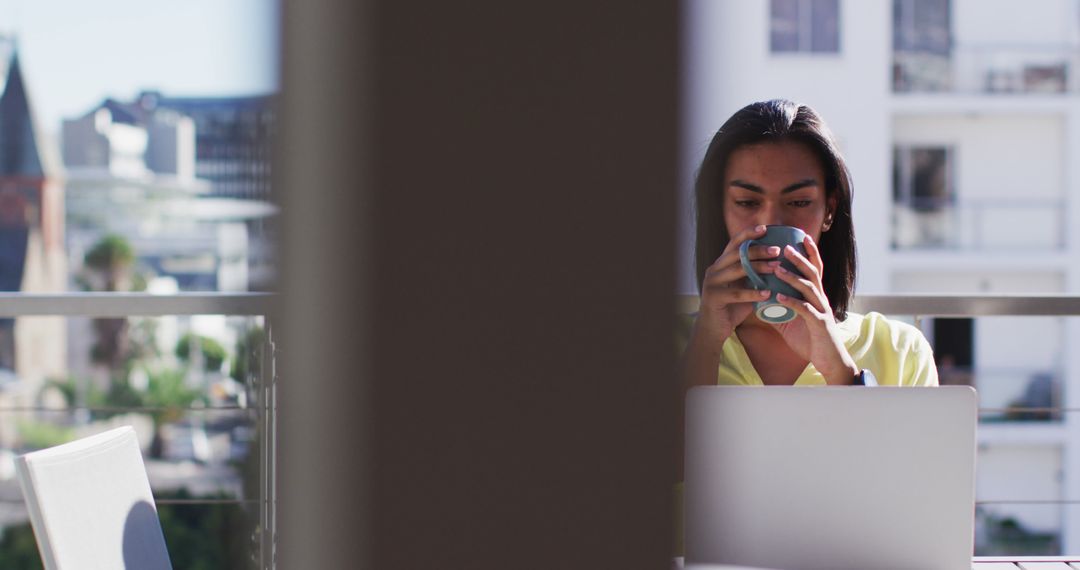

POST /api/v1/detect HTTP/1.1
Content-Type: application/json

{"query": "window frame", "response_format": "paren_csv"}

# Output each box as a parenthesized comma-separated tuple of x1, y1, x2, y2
(769, 0, 842, 55)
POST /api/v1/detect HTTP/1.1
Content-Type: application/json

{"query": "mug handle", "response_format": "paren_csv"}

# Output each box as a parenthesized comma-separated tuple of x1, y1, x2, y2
(739, 239, 769, 290)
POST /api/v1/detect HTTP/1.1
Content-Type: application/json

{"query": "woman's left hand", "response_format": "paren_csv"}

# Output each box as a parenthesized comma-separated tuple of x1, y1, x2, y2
(772, 235, 859, 385)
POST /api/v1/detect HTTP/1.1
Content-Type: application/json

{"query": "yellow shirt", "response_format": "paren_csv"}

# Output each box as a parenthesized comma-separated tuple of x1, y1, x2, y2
(714, 311, 939, 386)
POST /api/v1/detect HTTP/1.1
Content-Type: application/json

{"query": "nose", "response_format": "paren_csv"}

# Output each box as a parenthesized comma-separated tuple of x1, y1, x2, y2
(757, 200, 783, 227)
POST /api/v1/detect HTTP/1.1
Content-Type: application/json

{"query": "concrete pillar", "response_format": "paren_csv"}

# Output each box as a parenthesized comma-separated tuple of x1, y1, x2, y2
(277, 1, 680, 568)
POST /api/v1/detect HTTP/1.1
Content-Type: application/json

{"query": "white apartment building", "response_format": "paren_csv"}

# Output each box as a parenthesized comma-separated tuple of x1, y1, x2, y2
(681, 0, 1080, 554)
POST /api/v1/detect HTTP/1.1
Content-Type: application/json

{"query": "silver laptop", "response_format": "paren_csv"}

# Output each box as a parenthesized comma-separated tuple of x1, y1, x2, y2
(684, 386, 977, 570)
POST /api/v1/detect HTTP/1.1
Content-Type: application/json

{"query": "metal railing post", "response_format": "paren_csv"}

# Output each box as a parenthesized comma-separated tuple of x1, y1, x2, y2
(263, 320, 278, 570)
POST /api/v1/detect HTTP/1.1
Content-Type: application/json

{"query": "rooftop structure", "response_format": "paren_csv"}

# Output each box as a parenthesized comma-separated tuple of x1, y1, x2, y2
(0, 42, 68, 447)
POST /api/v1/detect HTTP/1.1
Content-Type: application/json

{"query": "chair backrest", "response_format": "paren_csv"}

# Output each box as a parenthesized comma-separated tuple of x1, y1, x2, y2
(15, 426, 172, 570)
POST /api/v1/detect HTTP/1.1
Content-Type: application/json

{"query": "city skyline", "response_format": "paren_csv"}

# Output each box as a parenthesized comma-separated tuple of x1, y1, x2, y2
(0, 0, 278, 135)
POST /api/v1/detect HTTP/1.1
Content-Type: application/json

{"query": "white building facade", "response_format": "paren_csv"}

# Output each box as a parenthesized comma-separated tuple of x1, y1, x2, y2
(682, 0, 1080, 554)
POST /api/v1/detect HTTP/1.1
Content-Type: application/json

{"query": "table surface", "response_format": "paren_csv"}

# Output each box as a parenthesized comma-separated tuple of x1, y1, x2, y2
(676, 557, 1080, 569)
(972, 559, 1080, 569)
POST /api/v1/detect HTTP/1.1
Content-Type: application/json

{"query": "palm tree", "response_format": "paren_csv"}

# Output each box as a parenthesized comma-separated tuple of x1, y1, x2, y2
(82, 234, 135, 371)
(143, 368, 203, 459)
(83, 234, 134, 292)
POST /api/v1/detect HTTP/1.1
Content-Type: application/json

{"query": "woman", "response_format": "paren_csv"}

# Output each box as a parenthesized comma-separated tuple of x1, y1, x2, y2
(673, 101, 940, 555)
(680, 99, 938, 389)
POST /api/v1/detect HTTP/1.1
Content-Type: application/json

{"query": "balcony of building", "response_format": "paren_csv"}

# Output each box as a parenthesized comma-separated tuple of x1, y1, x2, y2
(889, 113, 1068, 260)
(675, 292, 1080, 564)
(0, 292, 274, 569)
(894, 45, 1080, 97)
(41, 1, 1080, 567)
(892, 196, 1066, 251)
(12, 288, 1080, 568)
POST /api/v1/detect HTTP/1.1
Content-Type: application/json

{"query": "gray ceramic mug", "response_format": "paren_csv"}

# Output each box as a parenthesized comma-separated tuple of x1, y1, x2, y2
(738, 225, 807, 324)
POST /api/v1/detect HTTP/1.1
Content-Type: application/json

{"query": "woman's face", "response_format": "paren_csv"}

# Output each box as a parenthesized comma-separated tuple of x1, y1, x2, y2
(722, 140, 835, 243)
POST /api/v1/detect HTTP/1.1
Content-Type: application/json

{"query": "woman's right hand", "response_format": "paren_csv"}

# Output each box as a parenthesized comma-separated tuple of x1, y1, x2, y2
(695, 224, 780, 341)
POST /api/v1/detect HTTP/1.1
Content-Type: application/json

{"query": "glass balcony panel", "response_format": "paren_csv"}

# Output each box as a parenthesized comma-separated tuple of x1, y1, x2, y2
(895, 45, 1080, 94)
(977, 445, 1063, 556)
(0, 305, 273, 569)
(976, 503, 1064, 556)
(892, 198, 1064, 250)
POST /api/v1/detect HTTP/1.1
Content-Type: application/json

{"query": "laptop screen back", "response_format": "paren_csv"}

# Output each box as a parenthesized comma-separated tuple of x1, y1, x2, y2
(684, 386, 977, 570)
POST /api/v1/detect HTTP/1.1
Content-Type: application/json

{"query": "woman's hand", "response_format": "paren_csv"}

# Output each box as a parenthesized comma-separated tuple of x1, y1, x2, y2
(694, 224, 778, 344)
(772, 235, 859, 385)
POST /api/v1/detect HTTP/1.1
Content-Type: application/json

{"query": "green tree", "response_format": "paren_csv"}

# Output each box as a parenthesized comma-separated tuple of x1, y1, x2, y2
(143, 368, 205, 459)
(41, 370, 205, 459)
(0, 490, 258, 570)
(230, 326, 266, 383)
(82, 234, 137, 372)
(83, 234, 134, 292)
(0, 523, 43, 569)
(175, 334, 227, 373)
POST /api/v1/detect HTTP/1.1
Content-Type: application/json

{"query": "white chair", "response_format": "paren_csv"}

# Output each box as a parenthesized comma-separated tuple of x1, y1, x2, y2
(15, 426, 173, 570)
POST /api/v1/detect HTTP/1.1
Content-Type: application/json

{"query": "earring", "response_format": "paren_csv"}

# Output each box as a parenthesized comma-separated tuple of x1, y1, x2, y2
(822, 216, 833, 232)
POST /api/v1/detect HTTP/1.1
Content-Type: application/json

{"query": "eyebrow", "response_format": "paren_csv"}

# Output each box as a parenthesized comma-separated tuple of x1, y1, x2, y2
(728, 179, 820, 194)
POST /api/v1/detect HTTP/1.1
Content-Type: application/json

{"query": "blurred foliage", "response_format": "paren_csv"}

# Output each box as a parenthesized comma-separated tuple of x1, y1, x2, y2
(45, 369, 206, 459)
(16, 421, 75, 450)
(0, 523, 42, 569)
(0, 490, 257, 570)
(83, 233, 134, 279)
(230, 327, 266, 383)
(81, 234, 152, 372)
(975, 508, 1061, 556)
(128, 318, 162, 362)
(156, 489, 257, 570)
(144, 368, 205, 426)
(43, 369, 204, 425)
(43, 377, 77, 408)
(104, 379, 145, 411)
(17, 305, 268, 566)
(90, 318, 130, 370)
(176, 334, 227, 373)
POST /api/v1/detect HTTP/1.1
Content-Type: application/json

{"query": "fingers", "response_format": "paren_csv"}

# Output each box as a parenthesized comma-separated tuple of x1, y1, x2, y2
(707, 244, 780, 273)
(802, 235, 825, 275)
(775, 266, 828, 313)
(702, 242, 781, 295)
(703, 260, 780, 289)
(781, 243, 821, 284)
(776, 292, 824, 322)
(720, 224, 768, 256)
(746, 245, 782, 261)
(776, 237, 829, 314)
(702, 286, 771, 305)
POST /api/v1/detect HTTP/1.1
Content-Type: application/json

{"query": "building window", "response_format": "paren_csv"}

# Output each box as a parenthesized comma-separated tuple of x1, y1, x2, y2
(892, 145, 954, 248)
(770, 0, 840, 54)
(892, 0, 951, 91)
(893, 0, 950, 54)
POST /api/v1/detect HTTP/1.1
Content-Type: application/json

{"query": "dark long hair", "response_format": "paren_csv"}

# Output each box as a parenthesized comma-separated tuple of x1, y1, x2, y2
(693, 99, 856, 320)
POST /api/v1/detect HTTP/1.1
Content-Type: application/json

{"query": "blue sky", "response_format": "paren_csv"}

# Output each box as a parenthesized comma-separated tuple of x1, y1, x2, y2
(0, 0, 278, 135)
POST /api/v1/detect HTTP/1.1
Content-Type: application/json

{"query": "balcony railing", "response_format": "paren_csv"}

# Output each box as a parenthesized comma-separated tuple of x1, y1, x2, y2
(679, 292, 1080, 557)
(0, 292, 276, 570)
(892, 197, 1065, 250)
(679, 292, 1080, 317)
(678, 292, 1077, 418)
(894, 45, 1080, 95)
